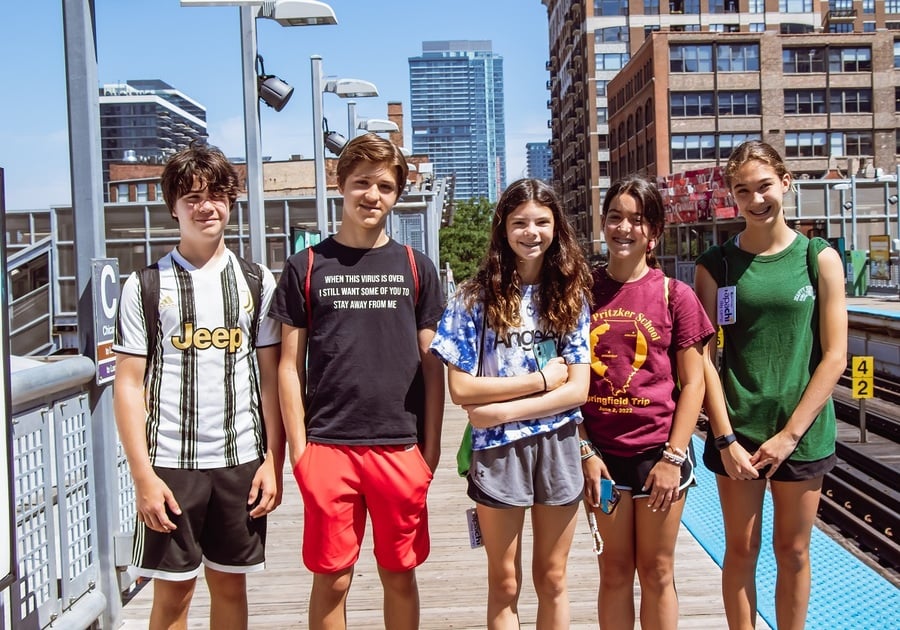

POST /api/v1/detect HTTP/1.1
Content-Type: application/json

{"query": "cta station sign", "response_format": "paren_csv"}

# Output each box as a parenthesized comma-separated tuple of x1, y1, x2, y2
(92, 258, 120, 385)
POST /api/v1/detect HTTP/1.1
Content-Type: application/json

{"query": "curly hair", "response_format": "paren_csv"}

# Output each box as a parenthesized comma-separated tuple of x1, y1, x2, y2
(161, 139, 239, 218)
(458, 178, 592, 338)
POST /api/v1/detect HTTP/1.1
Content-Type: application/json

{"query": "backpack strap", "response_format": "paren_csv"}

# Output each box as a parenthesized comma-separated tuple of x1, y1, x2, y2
(304, 247, 315, 330)
(404, 244, 420, 305)
(233, 256, 263, 348)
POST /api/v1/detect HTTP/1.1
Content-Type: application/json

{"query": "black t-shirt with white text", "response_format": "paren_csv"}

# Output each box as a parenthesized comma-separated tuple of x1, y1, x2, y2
(269, 237, 444, 445)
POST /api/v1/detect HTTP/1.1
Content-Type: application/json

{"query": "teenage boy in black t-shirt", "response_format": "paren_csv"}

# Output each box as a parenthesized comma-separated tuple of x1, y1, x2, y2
(269, 133, 445, 630)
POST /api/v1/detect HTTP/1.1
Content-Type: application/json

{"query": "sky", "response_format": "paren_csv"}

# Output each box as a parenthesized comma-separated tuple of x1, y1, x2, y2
(0, 1, 552, 210)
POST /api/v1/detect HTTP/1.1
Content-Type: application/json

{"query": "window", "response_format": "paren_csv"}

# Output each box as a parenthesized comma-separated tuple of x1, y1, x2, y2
(895, 41, 900, 68)
(644, 0, 660, 13)
(842, 131, 873, 156)
(784, 89, 826, 114)
(597, 107, 609, 123)
(718, 91, 761, 115)
(781, 23, 815, 33)
(717, 43, 760, 71)
(779, 0, 812, 12)
(829, 23, 853, 33)
(749, 23, 766, 32)
(864, 22, 876, 32)
(829, 0, 853, 10)
(596, 26, 629, 43)
(136, 183, 149, 203)
(888, 0, 900, 13)
(594, 0, 629, 15)
(645, 100, 654, 124)
(670, 44, 713, 72)
(785, 131, 828, 157)
(116, 183, 130, 202)
(830, 89, 872, 113)
(671, 134, 716, 160)
(748, 0, 765, 11)
(829, 47, 872, 72)
(709, 0, 739, 13)
(671, 92, 714, 116)
(595, 53, 630, 71)
(863, 0, 875, 13)
(719, 133, 760, 158)
(596, 80, 609, 97)
(896, 129, 900, 155)
(783, 47, 826, 73)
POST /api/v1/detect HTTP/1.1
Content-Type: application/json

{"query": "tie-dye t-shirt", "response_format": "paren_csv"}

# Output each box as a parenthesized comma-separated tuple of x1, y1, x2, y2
(430, 284, 590, 450)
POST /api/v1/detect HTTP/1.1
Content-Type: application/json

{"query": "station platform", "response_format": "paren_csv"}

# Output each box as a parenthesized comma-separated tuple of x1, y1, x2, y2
(847, 293, 900, 320)
(119, 397, 899, 629)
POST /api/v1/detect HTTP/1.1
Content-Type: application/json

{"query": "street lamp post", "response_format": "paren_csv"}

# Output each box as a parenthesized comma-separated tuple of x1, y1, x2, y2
(310, 56, 379, 237)
(181, 0, 337, 265)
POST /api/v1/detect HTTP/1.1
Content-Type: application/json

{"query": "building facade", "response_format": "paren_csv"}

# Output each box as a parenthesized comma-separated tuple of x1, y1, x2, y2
(541, 0, 900, 252)
(526, 141, 554, 181)
(99, 79, 207, 200)
(409, 40, 507, 201)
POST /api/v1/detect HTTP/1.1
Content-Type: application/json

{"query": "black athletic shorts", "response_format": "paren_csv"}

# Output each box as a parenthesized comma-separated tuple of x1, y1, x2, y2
(598, 442, 696, 498)
(702, 432, 836, 482)
(131, 459, 267, 581)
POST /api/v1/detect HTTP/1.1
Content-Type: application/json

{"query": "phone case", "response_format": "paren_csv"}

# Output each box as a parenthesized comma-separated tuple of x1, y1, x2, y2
(533, 339, 557, 369)
(599, 478, 619, 515)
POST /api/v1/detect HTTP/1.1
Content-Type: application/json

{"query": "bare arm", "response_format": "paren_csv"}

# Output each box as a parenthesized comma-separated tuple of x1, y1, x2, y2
(278, 324, 308, 470)
(113, 353, 181, 531)
(447, 360, 568, 406)
(248, 344, 285, 517)
(695, 264, 758, 480)
(751, 246, 847, 476)
(418, 328, 445, 472)
(462, 362, 590, 429)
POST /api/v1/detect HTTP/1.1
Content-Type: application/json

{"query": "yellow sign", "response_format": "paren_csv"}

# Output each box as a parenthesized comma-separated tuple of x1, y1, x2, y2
(851, 356, 873, 377)
(852, 377, 874, 399)
(869, 235, 891, 281)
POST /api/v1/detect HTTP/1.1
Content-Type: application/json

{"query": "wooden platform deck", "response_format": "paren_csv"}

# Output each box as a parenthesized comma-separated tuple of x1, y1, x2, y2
(119, 398, 764, 629)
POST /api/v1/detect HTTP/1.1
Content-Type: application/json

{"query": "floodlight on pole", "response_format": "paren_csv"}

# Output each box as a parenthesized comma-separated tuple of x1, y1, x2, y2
(357, 118, 399, 134)
(311, 55, 380, 237)
(180, 0, 336, 266)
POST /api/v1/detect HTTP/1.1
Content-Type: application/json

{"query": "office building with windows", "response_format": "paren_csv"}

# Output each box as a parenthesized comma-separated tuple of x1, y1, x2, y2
(99, 79, 207, 200)
(540, 0, 900, 252)
(526, 141, 554, 181)
(409, 40, 507, 201)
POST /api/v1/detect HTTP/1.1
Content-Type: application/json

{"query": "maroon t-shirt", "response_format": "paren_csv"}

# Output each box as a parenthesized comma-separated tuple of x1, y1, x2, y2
(582, 267, 714, 457)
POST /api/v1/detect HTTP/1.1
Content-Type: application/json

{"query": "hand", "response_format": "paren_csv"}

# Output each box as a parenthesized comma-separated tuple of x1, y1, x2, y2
(463, 402, 504, 428)
(422, 443, 441, 473)
(581, 454, 612, 509)
(750, 431, 799, 479)
(721, 442, 760, 480)
(540, 357, 569, 391)
(134, 473, 181, 533)
(643, 460, 682, 512)
(248, 457, 283, 518)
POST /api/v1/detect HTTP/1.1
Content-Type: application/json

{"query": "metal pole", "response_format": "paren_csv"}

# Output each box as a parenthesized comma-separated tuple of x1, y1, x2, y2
(311, 55, 328, 237)
(241, 6, 267, 265)
(850, 170, 858, 251)
(347, 100, 357, 139)
(62, 1, 120, 627)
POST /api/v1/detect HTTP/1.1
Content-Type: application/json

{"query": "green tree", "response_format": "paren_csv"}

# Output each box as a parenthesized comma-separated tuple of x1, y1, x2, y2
(439, 197, 494, 283)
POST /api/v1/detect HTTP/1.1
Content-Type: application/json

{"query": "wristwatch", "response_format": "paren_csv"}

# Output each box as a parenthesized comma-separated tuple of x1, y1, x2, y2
(714, 433, 737, 450)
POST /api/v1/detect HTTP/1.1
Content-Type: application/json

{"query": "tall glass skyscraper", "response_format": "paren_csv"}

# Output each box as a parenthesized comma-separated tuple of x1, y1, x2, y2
(409, 40, 506, 202)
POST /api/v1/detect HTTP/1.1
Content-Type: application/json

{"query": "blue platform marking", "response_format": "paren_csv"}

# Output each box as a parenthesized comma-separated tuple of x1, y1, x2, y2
(847, 305, 900, 320)
(682, 435, 900, 630)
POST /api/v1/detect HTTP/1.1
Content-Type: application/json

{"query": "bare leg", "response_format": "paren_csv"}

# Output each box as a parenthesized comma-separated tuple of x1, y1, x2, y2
(378, 566, 420, 630)
(770, 477, 823, 630)
(634, 493, 685, 630)
(205, 567, 248, 630)
(591, 494, 636, 629)
(309, 567, 354, 630)
(476, 504, 526, 630)
(149, 577, 196, 630)
(530, 502, 579, 630)
(717, 475, 767, 630)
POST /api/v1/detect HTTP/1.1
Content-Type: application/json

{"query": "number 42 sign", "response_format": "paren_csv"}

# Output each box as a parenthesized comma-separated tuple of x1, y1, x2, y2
(851, 356, 874, 399)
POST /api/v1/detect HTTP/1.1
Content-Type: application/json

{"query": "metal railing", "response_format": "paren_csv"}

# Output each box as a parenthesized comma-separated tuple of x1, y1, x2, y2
(5, 357, 136, 630)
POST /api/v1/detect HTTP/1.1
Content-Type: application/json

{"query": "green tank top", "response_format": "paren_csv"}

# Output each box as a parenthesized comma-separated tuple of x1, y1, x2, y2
(696, 233, 836, 461)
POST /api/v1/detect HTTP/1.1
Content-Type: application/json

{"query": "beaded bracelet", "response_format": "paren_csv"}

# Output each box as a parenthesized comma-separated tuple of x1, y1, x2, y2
(661, 450, 685, 466)
(665, 442, 687, 459)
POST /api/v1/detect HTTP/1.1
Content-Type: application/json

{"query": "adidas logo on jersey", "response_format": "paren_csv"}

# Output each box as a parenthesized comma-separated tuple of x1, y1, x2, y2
(172, 323, 243, 353)
(793, 285, 815, 302)
(159, 294, 176, 310)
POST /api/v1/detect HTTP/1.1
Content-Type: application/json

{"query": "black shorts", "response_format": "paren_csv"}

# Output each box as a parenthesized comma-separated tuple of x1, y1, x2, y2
(131, 459, 267, 581)
(702, 432, 836, 481)
(597, 442, 696, 498)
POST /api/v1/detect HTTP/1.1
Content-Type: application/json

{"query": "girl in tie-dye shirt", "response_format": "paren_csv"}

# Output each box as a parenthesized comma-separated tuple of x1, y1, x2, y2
(430, 178, 591, 629)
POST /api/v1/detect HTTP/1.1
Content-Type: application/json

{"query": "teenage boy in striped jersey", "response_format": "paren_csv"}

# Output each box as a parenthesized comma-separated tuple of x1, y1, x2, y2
(113, 141, 283, 630)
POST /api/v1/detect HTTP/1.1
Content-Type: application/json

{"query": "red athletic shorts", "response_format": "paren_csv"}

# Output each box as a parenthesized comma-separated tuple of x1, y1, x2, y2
(293, 443, 434, 573)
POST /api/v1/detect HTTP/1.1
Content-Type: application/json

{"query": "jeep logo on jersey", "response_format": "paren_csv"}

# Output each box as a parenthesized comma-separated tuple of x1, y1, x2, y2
(171, 323, 243, 353)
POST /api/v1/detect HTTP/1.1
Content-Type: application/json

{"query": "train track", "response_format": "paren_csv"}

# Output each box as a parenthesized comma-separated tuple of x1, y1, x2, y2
(821, 382, 900, 572)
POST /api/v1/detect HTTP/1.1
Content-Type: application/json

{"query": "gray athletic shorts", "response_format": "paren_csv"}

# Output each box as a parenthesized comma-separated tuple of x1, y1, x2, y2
(131, 459, 266, 581)
(467, 420, 583, 508)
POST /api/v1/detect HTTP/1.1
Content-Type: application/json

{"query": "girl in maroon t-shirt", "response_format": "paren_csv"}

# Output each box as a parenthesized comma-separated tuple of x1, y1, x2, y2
(579, 175, 714, 629)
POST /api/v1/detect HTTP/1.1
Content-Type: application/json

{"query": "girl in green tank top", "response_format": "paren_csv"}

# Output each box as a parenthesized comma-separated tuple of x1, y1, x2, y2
(694, 141, 847, 630)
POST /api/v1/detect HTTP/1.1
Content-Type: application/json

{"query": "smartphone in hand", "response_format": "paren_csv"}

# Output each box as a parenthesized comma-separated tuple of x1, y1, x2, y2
(533, 339, 557, 369)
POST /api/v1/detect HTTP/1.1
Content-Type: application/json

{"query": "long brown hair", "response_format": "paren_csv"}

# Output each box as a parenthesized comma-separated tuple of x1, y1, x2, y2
(458, 178, 592, 338)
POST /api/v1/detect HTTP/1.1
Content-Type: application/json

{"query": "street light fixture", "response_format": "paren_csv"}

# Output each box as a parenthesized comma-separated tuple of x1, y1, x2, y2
(181, 0, 337, 266)
(311, 55, 379, 236)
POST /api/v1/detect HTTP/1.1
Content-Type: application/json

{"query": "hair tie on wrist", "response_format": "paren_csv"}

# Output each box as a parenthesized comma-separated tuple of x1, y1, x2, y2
(539, 369, 548, 392)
